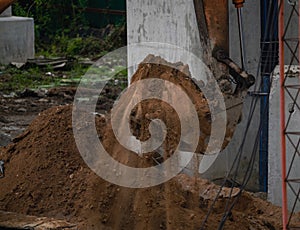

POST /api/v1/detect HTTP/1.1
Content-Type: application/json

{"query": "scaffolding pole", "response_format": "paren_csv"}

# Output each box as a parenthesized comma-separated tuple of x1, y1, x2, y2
(279, 0, 300, 229)
(278, 0, 288, 229)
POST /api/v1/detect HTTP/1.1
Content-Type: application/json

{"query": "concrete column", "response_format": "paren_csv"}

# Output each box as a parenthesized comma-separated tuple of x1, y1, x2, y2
(127, 0, 202, 79)
(0, 6, 35, 65)
(0, 6, 12, 17)
(268, 66, 300, 212)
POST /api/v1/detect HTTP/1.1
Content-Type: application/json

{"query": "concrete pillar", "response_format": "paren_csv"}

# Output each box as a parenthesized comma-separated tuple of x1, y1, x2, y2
(268, 66, 300, 212)
(127, 0, 202, 79)
(0, 6, 12, 17)
(0, 7, 34, 65)
(268, 0, 300, 211)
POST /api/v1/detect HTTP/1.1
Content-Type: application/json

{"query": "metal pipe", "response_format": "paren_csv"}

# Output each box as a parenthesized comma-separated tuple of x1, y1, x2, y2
(279, 0, 288, 229)
(260, 0, 279, 193)
(237, 8, 246, 70)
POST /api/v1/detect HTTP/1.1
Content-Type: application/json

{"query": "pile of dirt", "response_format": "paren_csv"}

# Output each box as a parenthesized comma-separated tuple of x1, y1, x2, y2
(0, 56, 299, 229)
(0, 105, 294, 229)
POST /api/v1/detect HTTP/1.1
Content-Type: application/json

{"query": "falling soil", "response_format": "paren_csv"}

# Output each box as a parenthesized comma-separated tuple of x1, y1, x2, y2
(0, 57, 299, 229)
(129, 54, 211, 155)
(128, 54, 233, 156)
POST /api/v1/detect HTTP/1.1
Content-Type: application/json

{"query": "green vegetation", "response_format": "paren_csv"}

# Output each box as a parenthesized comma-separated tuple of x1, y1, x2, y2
(12, 0, 126, 57)
(0, 63, 127, 93)
(13, 0, 89, 49)
(38, 24, 126, 58)
(0, 64, 85, 92)
(0, 0, 128, 94)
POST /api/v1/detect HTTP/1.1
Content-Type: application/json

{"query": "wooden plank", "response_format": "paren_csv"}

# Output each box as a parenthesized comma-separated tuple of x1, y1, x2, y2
(0, 211, 77, 230)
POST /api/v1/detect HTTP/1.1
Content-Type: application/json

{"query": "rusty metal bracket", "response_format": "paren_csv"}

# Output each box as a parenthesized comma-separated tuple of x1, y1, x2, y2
(213, 48, 255, 93)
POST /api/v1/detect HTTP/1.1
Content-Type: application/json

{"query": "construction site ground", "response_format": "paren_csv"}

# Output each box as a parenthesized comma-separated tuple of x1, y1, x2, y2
(0, 70, 300, 229)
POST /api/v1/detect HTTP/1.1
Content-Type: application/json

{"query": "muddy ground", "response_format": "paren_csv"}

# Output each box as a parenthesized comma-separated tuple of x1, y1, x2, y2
(0, 85, 122, 147)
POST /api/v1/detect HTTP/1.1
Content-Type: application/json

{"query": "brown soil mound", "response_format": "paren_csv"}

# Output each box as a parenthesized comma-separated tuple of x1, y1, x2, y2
(0, 56, 298, 229)
(0, 104, 293, 229)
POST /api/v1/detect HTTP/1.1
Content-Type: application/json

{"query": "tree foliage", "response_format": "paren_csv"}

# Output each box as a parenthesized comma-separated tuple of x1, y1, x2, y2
(13, 0, 88, 40)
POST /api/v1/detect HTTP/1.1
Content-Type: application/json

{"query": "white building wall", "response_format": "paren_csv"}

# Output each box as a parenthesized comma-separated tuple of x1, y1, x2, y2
(127, 0, 203, 80)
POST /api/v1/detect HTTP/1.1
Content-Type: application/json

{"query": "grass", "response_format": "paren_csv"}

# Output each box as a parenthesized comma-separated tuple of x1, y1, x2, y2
(0, 62, 127, 94)
(0, 66, 58, 92)
(0, 22, 127, 94)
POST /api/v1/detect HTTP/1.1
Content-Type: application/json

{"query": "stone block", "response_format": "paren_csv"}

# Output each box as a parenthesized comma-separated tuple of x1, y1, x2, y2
(0, 16, 34, 65)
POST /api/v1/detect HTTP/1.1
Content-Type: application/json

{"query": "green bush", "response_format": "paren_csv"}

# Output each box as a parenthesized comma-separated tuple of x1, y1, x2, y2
(12, 0, 126, 58)
(13, 0, 89, 45)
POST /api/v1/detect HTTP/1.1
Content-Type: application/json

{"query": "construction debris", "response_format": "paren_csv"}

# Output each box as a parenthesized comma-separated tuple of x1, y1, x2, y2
(0, 211, 77, 230)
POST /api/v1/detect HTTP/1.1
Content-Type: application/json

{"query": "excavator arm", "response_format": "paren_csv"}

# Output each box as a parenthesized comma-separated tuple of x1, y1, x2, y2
(193, 0, 255, 149)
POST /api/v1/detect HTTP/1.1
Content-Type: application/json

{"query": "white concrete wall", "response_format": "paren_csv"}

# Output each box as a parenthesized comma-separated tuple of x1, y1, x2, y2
(0, 6, 12, 17)
(0, 16, 35, 64)
(127, 0, 203, 80)
(269, 66, 300, 212)
(127, 0, 300, 209)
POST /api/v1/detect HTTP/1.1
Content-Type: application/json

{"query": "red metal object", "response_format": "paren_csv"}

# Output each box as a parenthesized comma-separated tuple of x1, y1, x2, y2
(232, 0, 245, 8)
(278, 0, 288, 229)
(203, 0, 229, 53)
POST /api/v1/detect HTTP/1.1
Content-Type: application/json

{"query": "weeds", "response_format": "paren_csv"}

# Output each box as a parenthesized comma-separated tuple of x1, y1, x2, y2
(0, 62, 127, 94)
(2, 1, 127, 94)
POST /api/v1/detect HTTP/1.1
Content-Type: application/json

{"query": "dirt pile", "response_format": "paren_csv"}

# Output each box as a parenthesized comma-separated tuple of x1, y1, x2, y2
(0, 104, 296, 229)
(0, 56, 299, 229)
